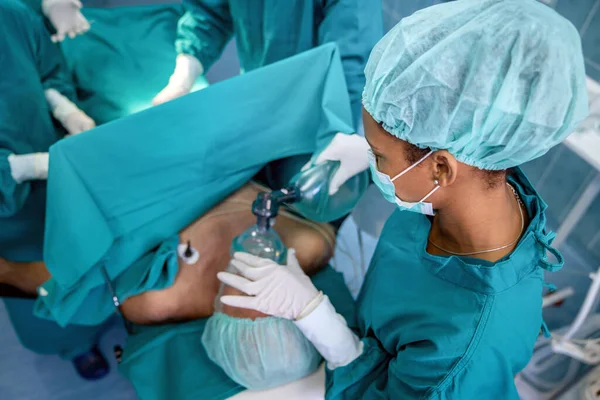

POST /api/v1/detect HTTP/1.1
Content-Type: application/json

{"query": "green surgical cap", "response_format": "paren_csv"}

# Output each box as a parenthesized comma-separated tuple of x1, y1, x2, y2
(363, 0, 589, 170)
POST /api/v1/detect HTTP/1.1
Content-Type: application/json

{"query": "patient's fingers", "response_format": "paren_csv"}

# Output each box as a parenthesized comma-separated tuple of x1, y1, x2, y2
(217, 272, 258, 295)
(220, 295, 259, 311)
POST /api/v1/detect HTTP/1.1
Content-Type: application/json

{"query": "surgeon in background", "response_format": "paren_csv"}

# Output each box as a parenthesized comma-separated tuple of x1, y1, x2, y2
(0, 0, 106, 380)
(154, 0, 382, 198)
(215, 0, 590, 398)
(153, 0, 382, 128)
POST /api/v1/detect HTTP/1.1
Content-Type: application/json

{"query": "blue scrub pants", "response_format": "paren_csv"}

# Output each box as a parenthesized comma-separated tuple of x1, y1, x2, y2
(3, 298, 103, 360)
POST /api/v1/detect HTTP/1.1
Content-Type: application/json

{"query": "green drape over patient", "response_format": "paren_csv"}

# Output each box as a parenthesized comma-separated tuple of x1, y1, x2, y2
(35, 43, 356, 327)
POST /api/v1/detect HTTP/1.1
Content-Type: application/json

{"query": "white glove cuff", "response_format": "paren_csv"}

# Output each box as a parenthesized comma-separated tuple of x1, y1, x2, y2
(8, 153, 50, 183)
(294, 295, 364, 369)
(170, 54, 204, 90)
(296, 291, 324, 320)
(45, 89, 80, 124)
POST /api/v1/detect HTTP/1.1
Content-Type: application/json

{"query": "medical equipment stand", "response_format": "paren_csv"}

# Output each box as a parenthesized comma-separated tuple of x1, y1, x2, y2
(553, 77, 600, 249)
(553, 132, 600, 249)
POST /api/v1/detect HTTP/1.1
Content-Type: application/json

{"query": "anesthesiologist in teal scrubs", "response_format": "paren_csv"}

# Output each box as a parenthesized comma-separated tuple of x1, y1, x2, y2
(0, 0, 107, 380)
(153, 0, 382, 129)
(214, 0, 590, 398)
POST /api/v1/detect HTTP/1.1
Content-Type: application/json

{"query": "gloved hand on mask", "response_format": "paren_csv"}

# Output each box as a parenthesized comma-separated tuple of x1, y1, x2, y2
(152, 54, 204, 105)
(44, 89, 96, 135)
(303, 132, 370, 195)
(218, 250, 364, 369)
(42, 0, 90, 43)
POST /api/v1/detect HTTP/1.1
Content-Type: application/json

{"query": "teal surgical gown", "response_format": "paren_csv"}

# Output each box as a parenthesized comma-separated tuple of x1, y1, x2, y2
(59, 3, 208, 125)
(35, 44, 360, 327)
(177, 0, 383, 128)
(326, 169, 562, 399)
(0, 0, 101, 359)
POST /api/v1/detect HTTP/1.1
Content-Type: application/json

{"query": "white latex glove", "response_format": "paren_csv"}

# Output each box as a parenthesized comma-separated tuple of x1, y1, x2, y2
(42, 0, 90, 43)
(303, 133, 370, 195)
(218, 249, 323, 320)
(62, 109, 96, 135)
(7, 153, 49, 183)
(45, 89, 95, 135)
(152, 54, 204, 105)
(295, 296, 364, 369)
(219, 249, 364, 369)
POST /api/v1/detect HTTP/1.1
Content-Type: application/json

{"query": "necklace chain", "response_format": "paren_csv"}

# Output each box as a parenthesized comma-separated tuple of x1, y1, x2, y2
(427, 183, 525, 257)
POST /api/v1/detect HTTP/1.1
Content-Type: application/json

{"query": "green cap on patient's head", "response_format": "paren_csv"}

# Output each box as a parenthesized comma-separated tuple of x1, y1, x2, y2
(363, 0, 589, 170)
(201, 312, 321, 389)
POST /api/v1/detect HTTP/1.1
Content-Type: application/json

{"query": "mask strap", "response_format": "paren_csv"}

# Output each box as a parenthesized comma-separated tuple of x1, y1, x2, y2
(391, 151, 434, 182)
(419, 184, 440, 203)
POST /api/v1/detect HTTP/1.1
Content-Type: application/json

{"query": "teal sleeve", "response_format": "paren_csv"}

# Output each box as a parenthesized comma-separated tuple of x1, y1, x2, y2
(325, 336, 391, 399)
(0, 150, 31, 217)
(327, 336, 522, 399)
(318, 0, 383, 129)
(176, 0, 234, 71)
(31, 10, 76, 101)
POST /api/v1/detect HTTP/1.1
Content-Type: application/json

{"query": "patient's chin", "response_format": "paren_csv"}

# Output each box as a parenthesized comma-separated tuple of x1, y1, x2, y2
(220, 285, 270, 320)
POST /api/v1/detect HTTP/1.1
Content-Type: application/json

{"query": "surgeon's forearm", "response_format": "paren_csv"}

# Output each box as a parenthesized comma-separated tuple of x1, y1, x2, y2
(45, 88, 79, 123)
(45, 89, 95, 135)
(295, 295, 364, 369)
(171, 54, 204, 89)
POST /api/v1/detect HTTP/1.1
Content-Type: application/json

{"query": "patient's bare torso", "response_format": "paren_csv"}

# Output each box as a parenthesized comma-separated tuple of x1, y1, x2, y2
(121, 182, 336, 325)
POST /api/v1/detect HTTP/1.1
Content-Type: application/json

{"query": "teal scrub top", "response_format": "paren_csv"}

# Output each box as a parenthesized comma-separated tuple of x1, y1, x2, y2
(0, 0, 72, 258)
(0, 0, 74, 225)
(59, 4, 209, 125)
(326, 169, 563, 399)
(177, 0, 383, 127)
(0, 0, 100, 360)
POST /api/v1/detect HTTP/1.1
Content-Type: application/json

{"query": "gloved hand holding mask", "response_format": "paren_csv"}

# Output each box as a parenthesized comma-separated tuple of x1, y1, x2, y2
(218, 250, 322, 320)
(203, 250, 322, 389)
(218, 250, 364, 369)
(303, 133, 370, 195)
(42, 0, 90, 43)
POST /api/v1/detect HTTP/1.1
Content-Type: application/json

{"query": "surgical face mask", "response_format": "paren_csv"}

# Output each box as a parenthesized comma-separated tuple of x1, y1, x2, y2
(201, 313, 321, 390)
(368, 149, 440, 216)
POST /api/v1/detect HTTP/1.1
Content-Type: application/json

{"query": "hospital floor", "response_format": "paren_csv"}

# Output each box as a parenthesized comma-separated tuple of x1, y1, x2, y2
(0, 209, 595, 400)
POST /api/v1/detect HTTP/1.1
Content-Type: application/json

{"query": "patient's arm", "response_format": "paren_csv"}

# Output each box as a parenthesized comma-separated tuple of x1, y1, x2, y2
(120, 182, 336, 325)
(0, 259, 49, 294)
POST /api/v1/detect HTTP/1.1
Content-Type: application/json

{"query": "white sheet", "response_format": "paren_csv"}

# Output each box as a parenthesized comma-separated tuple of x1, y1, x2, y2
(229, 364, 325, 400)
